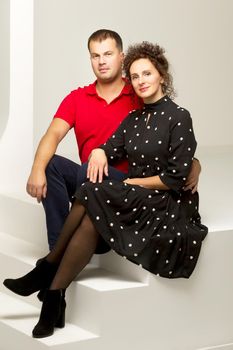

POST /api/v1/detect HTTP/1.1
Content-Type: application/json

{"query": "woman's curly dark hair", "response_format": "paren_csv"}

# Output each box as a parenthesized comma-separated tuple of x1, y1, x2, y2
(123, 41, 175, 99)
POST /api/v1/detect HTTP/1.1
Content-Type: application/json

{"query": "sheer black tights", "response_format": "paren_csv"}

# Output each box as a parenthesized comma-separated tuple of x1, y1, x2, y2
(45, 200, 99, 290)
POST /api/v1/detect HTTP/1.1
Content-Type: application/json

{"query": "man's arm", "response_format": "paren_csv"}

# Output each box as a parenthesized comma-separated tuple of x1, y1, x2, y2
(26, 118, 70, 202)
(184, 158, 201, 193)
(123, 176, 169, 190)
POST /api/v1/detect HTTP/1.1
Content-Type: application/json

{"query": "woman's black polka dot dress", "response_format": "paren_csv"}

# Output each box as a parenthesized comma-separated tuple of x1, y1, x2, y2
(75, 96, 208, 278)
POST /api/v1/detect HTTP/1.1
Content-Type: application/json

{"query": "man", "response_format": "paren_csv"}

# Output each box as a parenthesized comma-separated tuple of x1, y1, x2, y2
(26, 29, 200, 250)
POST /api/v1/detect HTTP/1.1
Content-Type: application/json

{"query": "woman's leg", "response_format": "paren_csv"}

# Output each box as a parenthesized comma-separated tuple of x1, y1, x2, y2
(3, 199, 87, 297)
(32, 214, 99, 338)
(50, 213, 99, 290)
(45, 200, 86, 264)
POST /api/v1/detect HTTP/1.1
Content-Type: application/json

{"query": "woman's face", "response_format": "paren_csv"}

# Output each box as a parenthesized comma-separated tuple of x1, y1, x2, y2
(130, 58, 164, 103)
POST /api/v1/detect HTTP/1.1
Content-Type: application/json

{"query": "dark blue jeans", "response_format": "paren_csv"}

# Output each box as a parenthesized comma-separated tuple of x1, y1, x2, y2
(42, 155, 127, 250)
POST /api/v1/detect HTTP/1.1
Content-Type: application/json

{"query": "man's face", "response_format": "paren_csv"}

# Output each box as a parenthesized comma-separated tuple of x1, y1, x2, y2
(89, 38, 124, 83)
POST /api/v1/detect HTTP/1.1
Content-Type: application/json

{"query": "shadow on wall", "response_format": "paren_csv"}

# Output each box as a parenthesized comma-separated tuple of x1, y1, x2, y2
(0, 0, 10, 139)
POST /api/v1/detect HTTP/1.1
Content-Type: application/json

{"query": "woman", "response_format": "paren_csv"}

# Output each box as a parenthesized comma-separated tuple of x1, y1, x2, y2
(3, 42, 207, 338)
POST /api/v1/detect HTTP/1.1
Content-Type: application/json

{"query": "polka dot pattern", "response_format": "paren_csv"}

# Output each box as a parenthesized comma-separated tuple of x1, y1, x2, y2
(75, 96, 208, 279)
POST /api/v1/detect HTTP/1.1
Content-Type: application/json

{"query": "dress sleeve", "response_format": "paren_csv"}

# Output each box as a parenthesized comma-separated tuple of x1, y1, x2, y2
(159, 111, 197, 192)
(99, 116, 129, 162)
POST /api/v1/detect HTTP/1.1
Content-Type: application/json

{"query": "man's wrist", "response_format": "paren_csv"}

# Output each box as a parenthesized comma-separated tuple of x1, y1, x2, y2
(31, 163, 46, 173)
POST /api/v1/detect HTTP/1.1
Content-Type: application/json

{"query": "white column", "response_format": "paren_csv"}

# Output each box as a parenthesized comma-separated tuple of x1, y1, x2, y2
(0, 0, 34, 196)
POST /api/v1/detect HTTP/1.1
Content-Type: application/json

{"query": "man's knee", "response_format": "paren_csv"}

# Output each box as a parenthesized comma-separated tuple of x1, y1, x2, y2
(45, 154, 63, 176)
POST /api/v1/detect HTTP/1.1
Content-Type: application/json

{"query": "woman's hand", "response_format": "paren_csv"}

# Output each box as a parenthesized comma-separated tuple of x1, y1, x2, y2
(184, 158, 201, 193)
(87, 148, 108, 183)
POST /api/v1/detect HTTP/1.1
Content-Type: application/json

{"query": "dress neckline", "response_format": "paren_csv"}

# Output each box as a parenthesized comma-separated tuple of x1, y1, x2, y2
(143, 95, 169, 111)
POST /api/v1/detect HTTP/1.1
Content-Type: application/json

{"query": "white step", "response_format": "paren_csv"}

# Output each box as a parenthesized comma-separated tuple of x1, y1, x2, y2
(0, 230, 147, 336)
(198, 145, 233, 232)
(197, 344, 233, 350)
(77, 264, 147, 291)
(0, 292, 98, 350)
(0, 191, 48, 250)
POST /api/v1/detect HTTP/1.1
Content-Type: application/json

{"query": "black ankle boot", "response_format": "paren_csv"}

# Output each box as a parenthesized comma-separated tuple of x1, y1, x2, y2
(36, 258, 50, 302)
(3, 259, 58, 296)
(32, 289, 66, 338)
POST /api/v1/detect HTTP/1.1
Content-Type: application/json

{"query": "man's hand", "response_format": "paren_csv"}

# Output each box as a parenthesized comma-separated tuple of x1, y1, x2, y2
(87, 148, 108, 183)
(123, 178, 141, 186)
(26, 168, 47, 203)
(184, 158, 201, 193)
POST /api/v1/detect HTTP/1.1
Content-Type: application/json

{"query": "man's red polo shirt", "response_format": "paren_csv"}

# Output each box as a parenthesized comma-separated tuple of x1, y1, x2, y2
(54, 81, 141, 172)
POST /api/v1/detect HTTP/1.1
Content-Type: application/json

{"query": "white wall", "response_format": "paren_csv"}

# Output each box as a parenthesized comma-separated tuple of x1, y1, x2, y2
(33, 0, 233, 160)
(0, 0, 9, 139)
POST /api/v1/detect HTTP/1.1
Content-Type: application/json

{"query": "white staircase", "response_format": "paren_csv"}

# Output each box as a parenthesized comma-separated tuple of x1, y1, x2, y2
(0, 146, 233, 350)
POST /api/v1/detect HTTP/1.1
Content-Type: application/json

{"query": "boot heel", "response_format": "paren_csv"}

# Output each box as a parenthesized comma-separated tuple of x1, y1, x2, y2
(37, 289, 46, 302)
(32, 289, 66, 338)
(55, 307, 65, 328)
